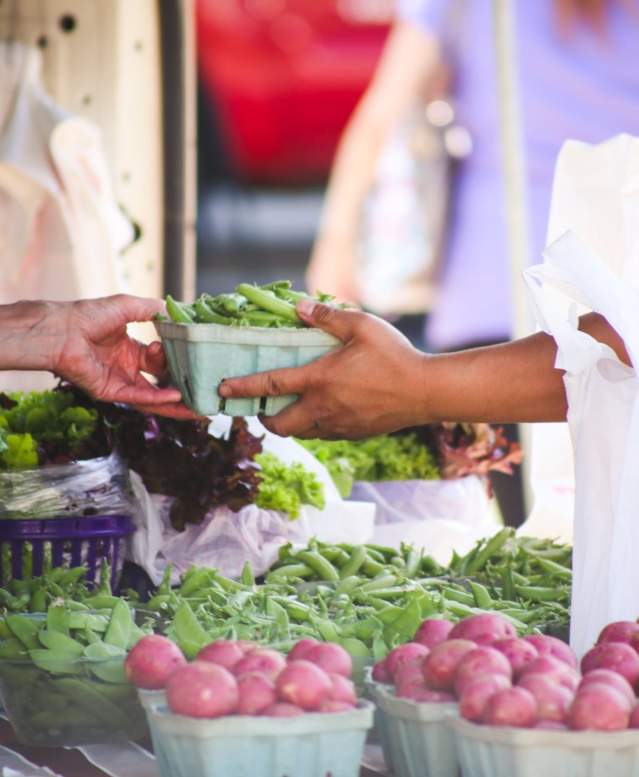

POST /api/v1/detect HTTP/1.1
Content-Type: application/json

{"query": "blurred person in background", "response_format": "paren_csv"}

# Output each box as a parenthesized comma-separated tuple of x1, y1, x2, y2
(306, 0, 639, 525)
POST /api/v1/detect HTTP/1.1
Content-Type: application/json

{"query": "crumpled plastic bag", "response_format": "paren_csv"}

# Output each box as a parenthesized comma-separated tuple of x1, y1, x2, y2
(0, 453, 132, 520)
(0, 42, 131, 392)
(349, 476, 499, 564)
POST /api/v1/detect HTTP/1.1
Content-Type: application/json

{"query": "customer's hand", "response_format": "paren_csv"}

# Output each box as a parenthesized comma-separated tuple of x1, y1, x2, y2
(0, 295, 195, 418)
(219, 299, 430, 438)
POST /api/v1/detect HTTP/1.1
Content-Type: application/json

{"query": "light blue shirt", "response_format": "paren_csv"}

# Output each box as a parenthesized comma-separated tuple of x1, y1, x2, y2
(399, 0, 639, 349)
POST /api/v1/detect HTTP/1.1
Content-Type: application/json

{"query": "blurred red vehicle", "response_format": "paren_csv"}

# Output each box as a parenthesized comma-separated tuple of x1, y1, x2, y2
(196, 0, 393, 185)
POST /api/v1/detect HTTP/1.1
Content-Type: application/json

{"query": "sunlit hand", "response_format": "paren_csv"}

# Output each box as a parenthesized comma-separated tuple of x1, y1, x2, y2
(1, 295, 195, 419)
(219, 299, 430, 439)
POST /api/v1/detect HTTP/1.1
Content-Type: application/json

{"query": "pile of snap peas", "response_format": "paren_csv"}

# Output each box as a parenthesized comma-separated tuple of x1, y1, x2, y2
(164, 280, 336, 328)
(0, 590, 150, 745)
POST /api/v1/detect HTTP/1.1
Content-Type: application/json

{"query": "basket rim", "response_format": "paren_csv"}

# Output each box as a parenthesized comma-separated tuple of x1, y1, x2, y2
(156, 319, 339, 346)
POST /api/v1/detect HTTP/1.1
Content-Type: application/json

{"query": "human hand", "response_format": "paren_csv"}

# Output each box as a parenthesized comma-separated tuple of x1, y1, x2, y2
(306, 237, 360, 304)
(219, 299, 430, 439)
(45, 295, 195, 418)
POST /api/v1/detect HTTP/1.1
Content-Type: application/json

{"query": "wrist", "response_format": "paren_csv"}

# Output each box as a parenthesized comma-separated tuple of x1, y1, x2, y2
(0, 300, 68, 373)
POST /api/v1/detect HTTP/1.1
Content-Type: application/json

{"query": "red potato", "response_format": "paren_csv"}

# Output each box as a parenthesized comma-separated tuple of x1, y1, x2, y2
(522, 635, 577, 669)
(372, 658, 392, 684)
(233, 649, 287, 681)
(397, 683, 455, 703)
(459, 674, 511, 722)
(197, 640, 246, 671)
(597, 621, 639, 646)
(237, 672, 277, 716)
(288, 638, 319, 662)
(567, 685, 630, 731)
(481, 687, 537, 728)
(262, 702, 304, 717)
(453, 647, 512, 696)
(304, 643, 352, 678)
(413, 619, 454, 650)
(394, 662, 426, 696)
(125, 634, 186, 690)
(516, 673, 573, 722)
(319, 700, 356, 713)
(276, 660, 332, 710)
(385, 643, 430, 680)
(329, 674, 357, 705)
(167, 662, 239, 718)
(629, 704, 639, 728)
(491, 638, 539, 676)
(519, 656, 580, 692)
(449, 613, 515, 646)
(534, 720, 568, 730)
(578, 669, 635, 707)
(581, 642, 639, 689)
(422, 639, 476, 691)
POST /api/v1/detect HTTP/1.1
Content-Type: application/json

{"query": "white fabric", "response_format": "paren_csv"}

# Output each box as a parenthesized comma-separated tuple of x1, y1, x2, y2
(524, 135, 639, 544)
(0, 43, 131, 391)
(525, 227, 639, 658)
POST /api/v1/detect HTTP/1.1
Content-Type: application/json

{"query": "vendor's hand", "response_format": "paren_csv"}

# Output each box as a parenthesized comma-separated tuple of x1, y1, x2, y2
(219, 299, 430, 439)
(46, 295, 195, 418)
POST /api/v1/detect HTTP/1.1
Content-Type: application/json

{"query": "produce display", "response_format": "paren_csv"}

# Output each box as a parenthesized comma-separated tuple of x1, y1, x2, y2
(0, 587, 151, 745)
(299, 424, 522, 497)
(164, 281, 339, 328)
(371, 611, 639, 732)
(0, 390, 100, 470)
(126, 634, 359, 717)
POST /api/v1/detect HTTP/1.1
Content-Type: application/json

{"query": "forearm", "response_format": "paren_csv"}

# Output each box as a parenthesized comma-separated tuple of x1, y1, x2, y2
(421, 313, 630, 424)
(0, 301, 63, 372)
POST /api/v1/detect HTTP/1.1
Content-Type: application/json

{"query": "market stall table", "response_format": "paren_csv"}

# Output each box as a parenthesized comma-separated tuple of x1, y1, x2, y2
(0, 719, 387, 777)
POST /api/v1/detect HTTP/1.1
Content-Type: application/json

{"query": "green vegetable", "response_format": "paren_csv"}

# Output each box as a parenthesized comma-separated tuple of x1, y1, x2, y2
(165, 295, 195, 323)
(255, 453, 325, 519)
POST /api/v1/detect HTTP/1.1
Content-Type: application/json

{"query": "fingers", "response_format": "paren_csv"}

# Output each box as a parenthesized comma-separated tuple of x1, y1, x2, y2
(259, 400, 317, 438)
(219, 364, 309, 400)
(111, 377, 183, 407)
(131, 402, 200, 420)
(107, 294, 166, 324)
(296, 300, 369, 343)
(139, 340, 167, 377)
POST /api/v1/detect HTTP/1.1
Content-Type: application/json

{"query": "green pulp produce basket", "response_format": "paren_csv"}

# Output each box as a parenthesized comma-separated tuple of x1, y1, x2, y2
(156, 321, 339, 417)
(373, 683, 459, 777)
(148, 700, 374, 777)
(0, 654, 147, 746)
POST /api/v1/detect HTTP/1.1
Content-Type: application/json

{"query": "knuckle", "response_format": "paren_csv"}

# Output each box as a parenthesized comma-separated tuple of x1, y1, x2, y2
(263, 372, 283, 397)
(312, 303, 337, 326)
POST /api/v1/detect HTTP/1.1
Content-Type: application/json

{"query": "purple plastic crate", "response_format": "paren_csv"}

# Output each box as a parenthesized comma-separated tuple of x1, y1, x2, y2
(0, 514, 135, 589)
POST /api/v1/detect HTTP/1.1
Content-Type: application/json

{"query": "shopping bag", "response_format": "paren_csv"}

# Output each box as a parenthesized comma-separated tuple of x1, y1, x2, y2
(525, 229, 639, 657)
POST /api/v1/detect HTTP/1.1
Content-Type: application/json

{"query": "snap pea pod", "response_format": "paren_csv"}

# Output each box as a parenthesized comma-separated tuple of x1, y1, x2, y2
(166, 295, 195, 324)
(465, 528, 515, 575)
(194, 298, 233, 325)
(535, 557, 572, 581)
(515, 585, 566, 603)
(339, 546, 367, 579)
(235, 284, 300, 324)
(296, 552, 339, 583)
(266, 563, 314, 583)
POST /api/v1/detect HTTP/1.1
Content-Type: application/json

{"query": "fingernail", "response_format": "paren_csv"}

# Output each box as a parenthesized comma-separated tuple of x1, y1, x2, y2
(297, 299, 316, 317)
(219, 380, 231, 397)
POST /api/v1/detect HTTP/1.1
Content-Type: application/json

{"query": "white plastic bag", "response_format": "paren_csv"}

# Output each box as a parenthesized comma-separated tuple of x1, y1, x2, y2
(524, 135, 639, 542)
(349, 476, 499, 564)
(0, 43, 132, 392)
(525, 229, 639, 657)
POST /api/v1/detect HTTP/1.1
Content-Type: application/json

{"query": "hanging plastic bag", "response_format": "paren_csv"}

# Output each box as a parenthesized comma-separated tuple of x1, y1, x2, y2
(349, 476, 498, 563)
(0, 43, 132, 392)
(524, 135, 639, 543)
(525, 227, 639, 658)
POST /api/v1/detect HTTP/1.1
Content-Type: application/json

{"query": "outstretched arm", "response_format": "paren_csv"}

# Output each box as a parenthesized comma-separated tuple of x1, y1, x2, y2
(0, 295, 194, 418)
(219, 300, 630, 439)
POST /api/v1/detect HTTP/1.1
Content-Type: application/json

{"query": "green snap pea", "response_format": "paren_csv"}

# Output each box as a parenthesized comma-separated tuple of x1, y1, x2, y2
(404, 548, 423, 578)
(241, 561, 255, 587)
(335, 576, 361, 596)
(442, 586, 475, 606)
(29, 589, 47, 613)
(173, 601, 210, 658)
(339, 546, 367, 579)
(194, 298, 232, 325)
(515, 585, 564, 603)
(47, 606, 69, 635)
(319, 547, 350, 566)
(7, 614, 41, 649)
(358, 574, 399, 594)
(465, 528, 515, 575)
(339, 637, 371, 658)
(103, 600, 132, 650)
(362, 557, 386, 577)
(166, 295, 195, 323)
(266, 563, 313, 582)
(38, 630, 85, 657)
(296, 552, 339, 583)
(235, 284, 300, 323)
(469, 581, 494, 609)
(536, 558, 572, 581)
(374, 604, 404, 624)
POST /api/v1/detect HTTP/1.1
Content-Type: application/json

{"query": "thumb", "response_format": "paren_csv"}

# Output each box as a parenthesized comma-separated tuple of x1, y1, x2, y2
(296, 299, 366, 343)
